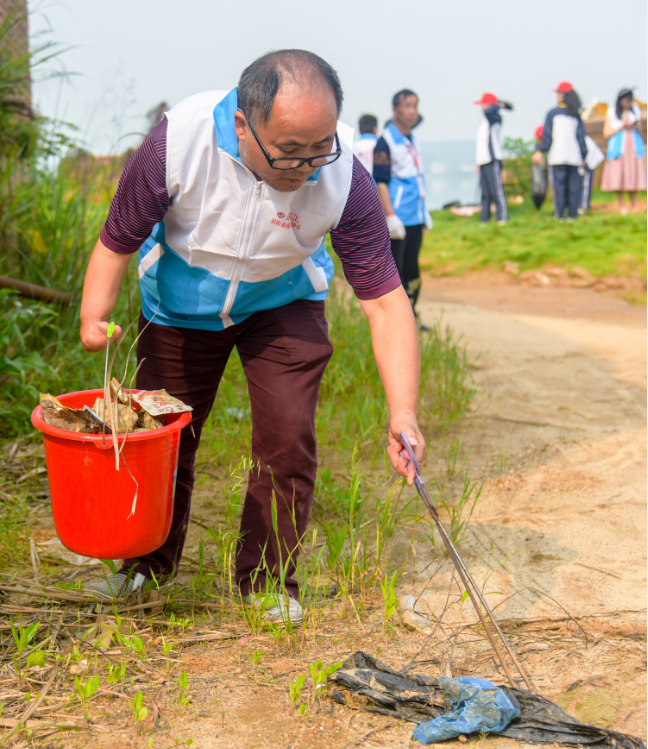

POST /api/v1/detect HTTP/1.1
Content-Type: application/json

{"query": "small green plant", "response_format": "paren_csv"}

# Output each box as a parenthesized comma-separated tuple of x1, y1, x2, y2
(9, 620, 40, 681)
(288, 673, 306, 706)
(129, 690, 148, 725)
(74, 674, 100, 723)
(161, 637, 174, 672)
(177, 671, 191, 707)
(309, 659, 342, 697)
(251, 648, 263, 665)
(120, 633, 146, 659)
(380, 570, 399, 621)
(106, 661, 127, 687)
(25, 649, 45, 669)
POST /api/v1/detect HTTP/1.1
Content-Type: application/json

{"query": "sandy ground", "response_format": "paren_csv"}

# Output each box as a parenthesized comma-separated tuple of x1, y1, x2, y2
(413, 277, 646, 619)
(26, 280, 646, 749)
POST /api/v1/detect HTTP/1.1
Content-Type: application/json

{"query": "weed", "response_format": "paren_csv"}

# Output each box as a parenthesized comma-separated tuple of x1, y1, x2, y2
(177, 671, 191, 707)
(129, 690, 148, 726)
(288, 673, 306, 707)
(161, 637, 174, 673)
(106, 661, 127, 688)
(9, 620, 40, 682)
(309, 659, 342, 697)
(380, 570, 399, 621)
(251, 648, 263, 665)
(74, 674, 99, 723)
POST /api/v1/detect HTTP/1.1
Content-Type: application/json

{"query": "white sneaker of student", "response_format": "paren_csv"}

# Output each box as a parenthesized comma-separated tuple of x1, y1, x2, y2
(243, 592, 303, 626)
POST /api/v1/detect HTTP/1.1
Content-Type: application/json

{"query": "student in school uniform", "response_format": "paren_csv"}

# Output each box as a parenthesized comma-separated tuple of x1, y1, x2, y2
(373, 89, 430, 320)
(532, 82, 587, 221)
(473, 92, 513, 225)
(353, 114, 379, 174)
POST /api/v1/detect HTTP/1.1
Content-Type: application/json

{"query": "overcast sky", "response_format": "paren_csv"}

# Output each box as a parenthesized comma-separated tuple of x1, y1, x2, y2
(28, 0, 647, 154)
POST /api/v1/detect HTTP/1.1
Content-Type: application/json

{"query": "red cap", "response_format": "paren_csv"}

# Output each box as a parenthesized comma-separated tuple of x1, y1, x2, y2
(534, 125, 544, 140)
(473, 92, 498, 106)
(554, 81, 573, 93)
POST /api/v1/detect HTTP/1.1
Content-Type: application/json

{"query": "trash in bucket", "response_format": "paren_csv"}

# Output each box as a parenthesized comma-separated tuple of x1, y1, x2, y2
(31, 389, 191, 560)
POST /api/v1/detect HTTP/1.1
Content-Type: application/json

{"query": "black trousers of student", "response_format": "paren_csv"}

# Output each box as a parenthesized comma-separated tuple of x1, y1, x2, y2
(549, 164, 582, 219)
(390, 224, 424, 309)
(479, 160, 508, 223)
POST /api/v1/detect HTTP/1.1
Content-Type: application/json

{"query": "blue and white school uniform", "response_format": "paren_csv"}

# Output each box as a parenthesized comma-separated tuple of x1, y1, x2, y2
(537, 105, 587, 219)
(476, 105, 508, 223)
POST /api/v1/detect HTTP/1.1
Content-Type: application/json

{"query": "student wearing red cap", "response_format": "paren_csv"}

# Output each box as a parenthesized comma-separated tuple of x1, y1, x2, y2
(474, 93, 513, 224)
(532, 82, 587, 220)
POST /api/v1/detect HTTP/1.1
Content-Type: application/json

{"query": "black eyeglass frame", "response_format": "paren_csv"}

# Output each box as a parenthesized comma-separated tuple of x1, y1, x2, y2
(238, 108, 342, 171)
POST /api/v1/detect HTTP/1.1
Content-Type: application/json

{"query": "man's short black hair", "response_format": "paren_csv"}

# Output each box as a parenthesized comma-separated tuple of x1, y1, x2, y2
(358, 114, 377, 134)
(392, 89, 418, 107)
(238, 49, 343, 125)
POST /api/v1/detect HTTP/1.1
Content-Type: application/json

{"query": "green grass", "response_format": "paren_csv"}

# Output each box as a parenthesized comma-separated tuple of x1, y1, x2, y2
(421, 189, 647, 279)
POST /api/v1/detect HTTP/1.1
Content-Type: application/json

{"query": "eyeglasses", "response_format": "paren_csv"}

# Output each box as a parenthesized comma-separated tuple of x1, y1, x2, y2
(238, 109, 342, 170)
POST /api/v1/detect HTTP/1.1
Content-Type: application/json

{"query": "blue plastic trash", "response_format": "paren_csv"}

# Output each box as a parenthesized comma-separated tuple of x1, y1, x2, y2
(412, 676, 521, 745)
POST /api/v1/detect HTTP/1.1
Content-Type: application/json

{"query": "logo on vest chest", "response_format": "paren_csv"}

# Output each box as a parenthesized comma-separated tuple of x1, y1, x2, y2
(272, 212, 301, 230)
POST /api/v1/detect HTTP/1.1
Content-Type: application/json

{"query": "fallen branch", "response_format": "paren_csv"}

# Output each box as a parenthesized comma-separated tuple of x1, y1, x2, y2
(0, 275, 71, 305)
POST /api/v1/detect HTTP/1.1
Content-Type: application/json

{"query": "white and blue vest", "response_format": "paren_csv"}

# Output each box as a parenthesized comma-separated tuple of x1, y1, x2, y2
(382, 123, 427, 226)
(352, 133, 378, 175)
(138, 89, 354, 331)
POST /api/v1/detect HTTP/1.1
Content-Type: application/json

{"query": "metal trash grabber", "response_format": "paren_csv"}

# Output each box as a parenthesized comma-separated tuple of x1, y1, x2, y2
(399, 431, 534, 692)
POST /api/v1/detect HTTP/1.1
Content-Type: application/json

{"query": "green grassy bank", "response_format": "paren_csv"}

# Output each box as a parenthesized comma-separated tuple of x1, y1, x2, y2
(421, 189, 647, 279)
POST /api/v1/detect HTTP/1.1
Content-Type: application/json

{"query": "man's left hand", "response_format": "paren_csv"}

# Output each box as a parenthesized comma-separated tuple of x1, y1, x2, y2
(387, 415, 427, 486)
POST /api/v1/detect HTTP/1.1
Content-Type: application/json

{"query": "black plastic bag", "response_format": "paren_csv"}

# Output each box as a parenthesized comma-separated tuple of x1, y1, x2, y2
(328, 652, 646, 749)
(531, 163, 548, 209)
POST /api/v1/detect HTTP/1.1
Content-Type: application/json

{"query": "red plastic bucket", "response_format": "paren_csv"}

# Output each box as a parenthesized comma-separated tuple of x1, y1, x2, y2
(31, 389, 191, 559)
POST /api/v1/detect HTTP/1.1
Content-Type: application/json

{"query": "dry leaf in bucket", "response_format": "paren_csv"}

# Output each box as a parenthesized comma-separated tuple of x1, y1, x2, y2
(109, 377, 130, 404)
(39, 394, 100, 434)
(91, 398, 138, 434)
(137, 410, 164, 430)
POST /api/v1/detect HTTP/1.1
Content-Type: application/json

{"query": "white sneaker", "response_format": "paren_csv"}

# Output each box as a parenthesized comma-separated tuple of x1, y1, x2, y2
(86, 572, 147, 599)
(243, 592, 303, 626)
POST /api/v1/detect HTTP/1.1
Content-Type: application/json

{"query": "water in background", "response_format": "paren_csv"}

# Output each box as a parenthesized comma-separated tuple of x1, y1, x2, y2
(419, 141, 478, 210)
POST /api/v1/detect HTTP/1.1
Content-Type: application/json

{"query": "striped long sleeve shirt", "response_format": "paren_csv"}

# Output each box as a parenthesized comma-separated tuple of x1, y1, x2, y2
(101, 118, 399, 301)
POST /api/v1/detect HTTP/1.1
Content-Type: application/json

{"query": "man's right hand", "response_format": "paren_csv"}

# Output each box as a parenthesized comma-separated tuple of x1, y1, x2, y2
(386, 213, 406, 240)
(531, 151, 543, 165)
(80, 320, 124, 353)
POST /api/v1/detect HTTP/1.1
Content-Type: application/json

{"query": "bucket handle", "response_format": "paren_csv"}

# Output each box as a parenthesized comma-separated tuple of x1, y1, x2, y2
(93, 438, 114, 450)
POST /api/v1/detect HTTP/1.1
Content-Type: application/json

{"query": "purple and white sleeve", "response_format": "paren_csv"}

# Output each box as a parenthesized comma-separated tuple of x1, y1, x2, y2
(100, 118, 170, 254)
(330, 157, 401, 300)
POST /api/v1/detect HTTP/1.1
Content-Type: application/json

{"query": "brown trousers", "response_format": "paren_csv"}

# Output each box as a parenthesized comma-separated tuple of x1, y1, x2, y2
(123, 300, 333, 598)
